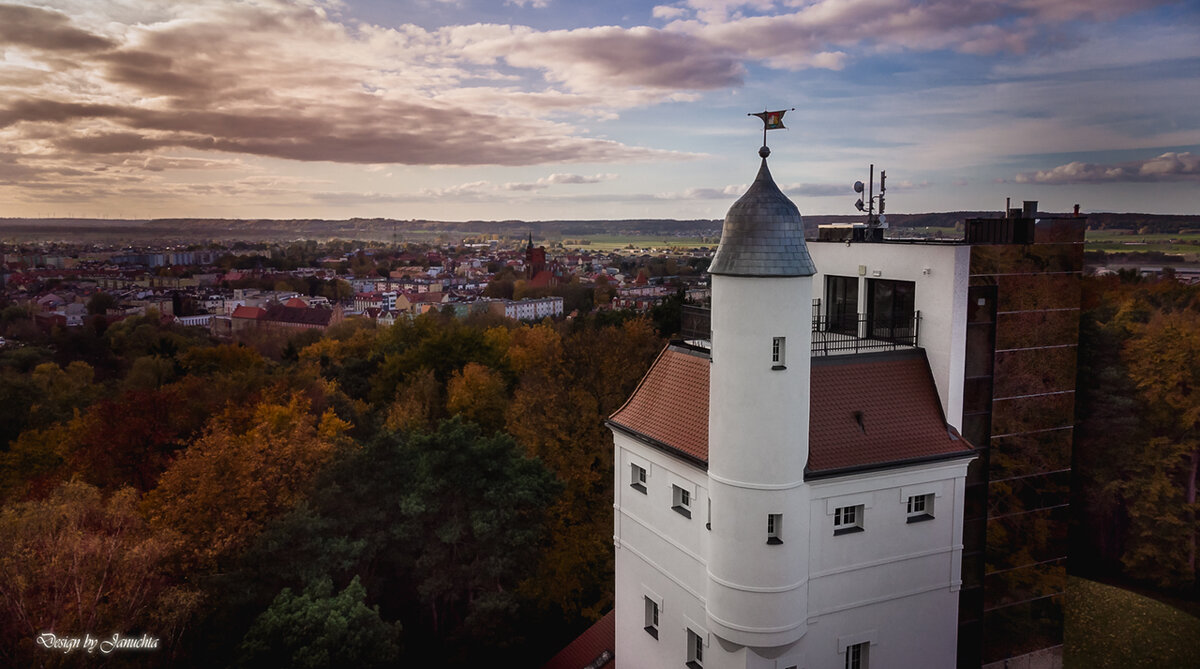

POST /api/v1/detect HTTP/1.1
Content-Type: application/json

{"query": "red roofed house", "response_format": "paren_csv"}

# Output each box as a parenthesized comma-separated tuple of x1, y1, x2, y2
(230, 303, 344, 334)
(604, 147, 978, 669)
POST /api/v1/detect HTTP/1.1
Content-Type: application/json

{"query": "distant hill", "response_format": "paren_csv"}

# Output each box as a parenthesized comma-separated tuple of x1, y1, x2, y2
(1, 212, 1196, 244)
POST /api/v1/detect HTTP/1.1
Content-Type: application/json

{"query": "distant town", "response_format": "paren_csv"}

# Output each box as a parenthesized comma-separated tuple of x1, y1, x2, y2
(3, 211, 1199, 342)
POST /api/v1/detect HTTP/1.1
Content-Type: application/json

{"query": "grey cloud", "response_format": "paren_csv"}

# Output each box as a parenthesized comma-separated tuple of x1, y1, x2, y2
(97, 50, 215, 97)
(782, 183, 847, 197)
(501, 26, 744, 89)
(1014, 152, 1200, 184)
(0, 4, 116, 52)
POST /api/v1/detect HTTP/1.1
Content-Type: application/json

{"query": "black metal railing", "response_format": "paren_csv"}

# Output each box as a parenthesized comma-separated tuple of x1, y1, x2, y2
(677, 303, 920, 356)
(811, 311, 920, 356)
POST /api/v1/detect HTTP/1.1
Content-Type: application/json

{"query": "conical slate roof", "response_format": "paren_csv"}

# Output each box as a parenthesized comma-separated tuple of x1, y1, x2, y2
(708, 156, 816, 277)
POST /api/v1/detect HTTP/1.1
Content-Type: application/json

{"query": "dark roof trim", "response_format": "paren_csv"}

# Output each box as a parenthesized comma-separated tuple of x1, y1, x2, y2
(804, 446, 976, 481)
(606, 420, 709, 471)
(810, 347, 925, 367)
(666, 341, 711, 358)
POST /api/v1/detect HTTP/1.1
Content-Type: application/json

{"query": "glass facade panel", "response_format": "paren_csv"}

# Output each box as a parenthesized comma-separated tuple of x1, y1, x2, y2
(992, 274, 1081, 312)
(970, 243, 1083, 275)
(992, 347, 1077, 399)
(984, 561, 1067, 610)
(986, 505, 1070, 571)
(981, 597, 1064, 664)
(990, 392, 1076, 436)
(989, 430, 1073, 480)
(995, 309, 1080, 350)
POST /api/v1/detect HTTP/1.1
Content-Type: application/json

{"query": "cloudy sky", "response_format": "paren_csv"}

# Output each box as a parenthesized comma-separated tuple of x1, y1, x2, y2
(1, 0, 1197, 221)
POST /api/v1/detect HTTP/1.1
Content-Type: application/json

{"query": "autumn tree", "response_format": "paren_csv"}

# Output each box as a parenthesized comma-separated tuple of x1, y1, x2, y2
(445, 362, 508, 433)
(0, 481, 200, 667)
(504, 318, 661, 621)
(1119, 307, 1200, 588)
(144, 394, 352, 572)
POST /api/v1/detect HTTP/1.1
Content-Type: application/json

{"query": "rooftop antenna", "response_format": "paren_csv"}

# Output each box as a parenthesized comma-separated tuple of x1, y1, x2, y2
(748, 108, 795, 157)
(852, 164, 887, 228)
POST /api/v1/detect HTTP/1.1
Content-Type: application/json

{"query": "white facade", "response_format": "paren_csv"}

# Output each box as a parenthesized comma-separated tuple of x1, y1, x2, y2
(613, 431, 971, 669)
(503, 296, 564, 321)
(611, 162, 972, 669)
(808, 241, 970, 430)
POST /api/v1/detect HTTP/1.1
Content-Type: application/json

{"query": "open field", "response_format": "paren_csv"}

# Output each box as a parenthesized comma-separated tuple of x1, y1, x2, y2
(1065, 577, 1200, 668)
(1085, 230, 1200, 258)
(560, 235, 714, 251)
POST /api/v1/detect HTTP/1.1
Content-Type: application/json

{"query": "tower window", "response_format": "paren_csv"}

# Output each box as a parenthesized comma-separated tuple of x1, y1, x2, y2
(767, 513, 783, 544)
(772, 337, 786, 370)
(906, 494, 934, 523)
(672, 485, 692, 518)
(630, 463, 647, 493)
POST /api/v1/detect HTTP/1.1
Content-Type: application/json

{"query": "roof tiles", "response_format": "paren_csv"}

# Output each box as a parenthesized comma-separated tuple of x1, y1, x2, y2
(609, 346, 972, 475)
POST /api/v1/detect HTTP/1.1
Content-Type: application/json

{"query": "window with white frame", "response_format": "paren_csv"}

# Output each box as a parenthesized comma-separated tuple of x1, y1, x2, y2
(772, 336, 786, 369)
(686, 628, 704, 668)
(630, 463, 647, 493)
(845, 641, 868, 669)
(672, 485, 692, 518)
(906, 493, 934, 523)
(643, 596, 659, 639)
(767, 513, 783, 544)
(834, 504, 864, 535)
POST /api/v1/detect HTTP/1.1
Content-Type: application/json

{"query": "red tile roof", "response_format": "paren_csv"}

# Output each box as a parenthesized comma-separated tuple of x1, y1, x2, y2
(262, 304, 334, 326)
(609, 346, 972, 475)
(541, 610, 615, 669)
(230, 305, 266, 320)
(608, 346, 709, 464)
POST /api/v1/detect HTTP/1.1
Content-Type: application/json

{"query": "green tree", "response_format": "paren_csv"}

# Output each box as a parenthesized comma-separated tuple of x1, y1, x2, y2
(237, 576, 400, 669)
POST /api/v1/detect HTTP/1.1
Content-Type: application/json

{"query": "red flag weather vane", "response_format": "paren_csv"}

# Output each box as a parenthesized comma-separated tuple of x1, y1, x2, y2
(749, 108, 794, 155)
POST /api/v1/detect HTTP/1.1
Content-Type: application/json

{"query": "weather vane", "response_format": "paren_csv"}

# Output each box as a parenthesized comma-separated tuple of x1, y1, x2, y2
(748, 108, 795, 156)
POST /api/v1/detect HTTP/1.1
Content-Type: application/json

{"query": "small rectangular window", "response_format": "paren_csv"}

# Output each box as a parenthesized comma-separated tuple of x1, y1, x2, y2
(906, 493, 934, 523)
(834, 505, 864, 535)
(631, 463, 647, 493)
(643, 597, 659, 639)
(772, 336, 786, 369)
(845, 641, 869, 669)
(767, 513, 783, 544)
(687, 628, 704, 668)
(672, 485, 692, 518)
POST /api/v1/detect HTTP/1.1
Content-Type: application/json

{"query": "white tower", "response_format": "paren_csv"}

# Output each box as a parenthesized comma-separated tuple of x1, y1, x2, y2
(705, 145, 816, 653)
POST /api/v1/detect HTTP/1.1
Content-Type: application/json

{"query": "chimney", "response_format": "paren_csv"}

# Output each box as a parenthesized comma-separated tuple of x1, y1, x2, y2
(1022, 200, 1038, 219)
(1074, 204, 1080, 217)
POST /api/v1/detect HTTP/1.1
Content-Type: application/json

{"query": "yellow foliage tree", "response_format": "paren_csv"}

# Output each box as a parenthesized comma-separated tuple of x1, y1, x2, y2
(144, 394, 352, 571)
(446, 363, 508, 433)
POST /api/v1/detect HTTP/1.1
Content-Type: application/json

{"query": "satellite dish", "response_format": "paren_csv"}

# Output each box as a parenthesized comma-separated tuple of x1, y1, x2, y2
(853, 181, 865, 193)
(855, 198, 865, 211)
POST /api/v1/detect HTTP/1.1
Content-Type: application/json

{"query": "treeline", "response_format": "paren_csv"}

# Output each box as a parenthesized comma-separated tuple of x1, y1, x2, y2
(0, 308, 664, 666)
(1073, 274, 1200, 597)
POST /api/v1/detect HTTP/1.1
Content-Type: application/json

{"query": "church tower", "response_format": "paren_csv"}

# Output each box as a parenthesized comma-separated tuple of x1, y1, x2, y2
(705, 144, 816, 651)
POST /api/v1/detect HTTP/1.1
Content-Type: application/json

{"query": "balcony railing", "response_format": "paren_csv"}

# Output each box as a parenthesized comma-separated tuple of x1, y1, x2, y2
(810, 311, 920, 356)
(678, 304, 920, 356)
